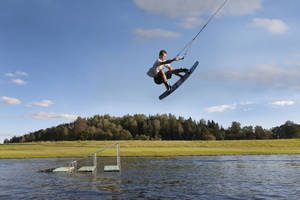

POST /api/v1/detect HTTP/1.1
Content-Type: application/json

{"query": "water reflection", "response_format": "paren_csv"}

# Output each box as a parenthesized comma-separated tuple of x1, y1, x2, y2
(1, 155, 300, 199)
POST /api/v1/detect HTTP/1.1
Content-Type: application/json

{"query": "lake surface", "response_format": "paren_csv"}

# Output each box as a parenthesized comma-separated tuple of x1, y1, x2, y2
(1, 155, 300, 199)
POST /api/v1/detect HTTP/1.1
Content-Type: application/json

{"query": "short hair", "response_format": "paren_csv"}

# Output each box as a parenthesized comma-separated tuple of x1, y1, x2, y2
(159, 50, 167, 57)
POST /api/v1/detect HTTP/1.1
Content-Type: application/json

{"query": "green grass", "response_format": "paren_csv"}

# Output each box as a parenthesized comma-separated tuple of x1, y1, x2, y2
(1, 139, 300, 158)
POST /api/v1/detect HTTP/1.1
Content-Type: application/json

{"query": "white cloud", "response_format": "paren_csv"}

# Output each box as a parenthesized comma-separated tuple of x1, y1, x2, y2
(134, 28, 180, 40)
(177, 17, 205, 29)
(205, 63, 300, 89)
(5, 73, 15, 77)
(31, 111, 78, 120)
(205, 104, 236, 113)
(133, 0, 261, 18)
(12, 79, 27, 85)
(271, 101, 294, 106)
(243, 108, 253, 112)
(0, 96, 21, 105)
(27, 100, 53, 107)
(286, 61, 300, 67)
(16, 71, 28, 76)
(239, 101, 255, 105)
(5, 71, 28, 77)
(222, 0, 262, 16)
(249, 18, 289, 34)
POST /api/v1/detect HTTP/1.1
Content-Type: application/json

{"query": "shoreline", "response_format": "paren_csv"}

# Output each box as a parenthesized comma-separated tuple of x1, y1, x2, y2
(1, 139, 300, 159)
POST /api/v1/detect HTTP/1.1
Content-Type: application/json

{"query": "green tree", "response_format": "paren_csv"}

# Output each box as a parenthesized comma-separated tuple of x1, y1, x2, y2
(86, 126, 97, 140)
(279, 121, 300, 138)
(201, 127, 215, 140)
(135, 134, 150, 140)
(168, 114, 178, 139)
(63, 127, 69, 140)
(183, 118, 195, 139)
(242, 126, 255, 139)
(74, 117, 88, 140)
(152, 119, 161, 139)
(116, 130, 132, 140)
(254, 126, 266, 139)
(227, 121, 242, 139)
(193, 124, 202, 140)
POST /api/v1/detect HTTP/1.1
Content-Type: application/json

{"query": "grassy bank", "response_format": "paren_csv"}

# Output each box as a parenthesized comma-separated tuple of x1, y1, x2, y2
(1, 139, 300, 159)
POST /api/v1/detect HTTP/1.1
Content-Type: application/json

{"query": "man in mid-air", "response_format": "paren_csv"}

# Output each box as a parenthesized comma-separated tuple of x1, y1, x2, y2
(147, 50, 189, 91)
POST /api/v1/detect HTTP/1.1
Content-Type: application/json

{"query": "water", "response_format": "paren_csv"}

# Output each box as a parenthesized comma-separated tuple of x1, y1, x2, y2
(1, 155, 300, 199)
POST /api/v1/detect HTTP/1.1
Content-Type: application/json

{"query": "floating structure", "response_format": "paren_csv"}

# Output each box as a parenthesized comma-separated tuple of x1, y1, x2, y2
(53, 160, 77, 173)
(53, 143, 121, 173)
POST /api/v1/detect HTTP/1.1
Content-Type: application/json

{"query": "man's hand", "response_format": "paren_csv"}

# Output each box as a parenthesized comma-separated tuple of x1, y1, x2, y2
(162, 57, 182, 65)
(174, 57, 184, 61)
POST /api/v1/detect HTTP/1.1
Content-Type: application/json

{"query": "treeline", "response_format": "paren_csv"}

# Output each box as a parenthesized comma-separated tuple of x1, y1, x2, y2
(4, 114, 300, 143)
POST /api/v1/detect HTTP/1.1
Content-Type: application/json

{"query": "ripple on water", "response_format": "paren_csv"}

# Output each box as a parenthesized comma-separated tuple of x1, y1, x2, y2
(0, 155, 300, 199)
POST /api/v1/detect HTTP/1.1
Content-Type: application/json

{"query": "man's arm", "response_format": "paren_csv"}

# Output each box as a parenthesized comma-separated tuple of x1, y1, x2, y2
(160, 57, 179, 65)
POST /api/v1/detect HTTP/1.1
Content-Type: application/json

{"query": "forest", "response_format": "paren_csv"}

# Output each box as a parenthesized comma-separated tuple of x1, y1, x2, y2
(5, 114, 300, 143)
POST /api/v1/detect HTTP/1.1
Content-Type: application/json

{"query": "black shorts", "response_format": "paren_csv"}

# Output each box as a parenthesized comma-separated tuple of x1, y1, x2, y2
(154, 71, 172, 84)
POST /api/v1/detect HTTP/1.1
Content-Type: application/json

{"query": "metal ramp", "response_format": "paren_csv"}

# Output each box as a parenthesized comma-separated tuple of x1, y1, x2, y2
(53, 166, 75, 172)
(104, 165, 120, 172)
(77, 152, 98, 172)
(102, 143, 121, 172)
(53, 161, 77, 173)
(78, 166, 96, 172)
(96, 143, 121, 173)
(53, 143, 121, 173)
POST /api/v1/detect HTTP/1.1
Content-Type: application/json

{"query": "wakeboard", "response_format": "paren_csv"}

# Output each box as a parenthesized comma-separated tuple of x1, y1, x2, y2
(159, 61, 199, 100)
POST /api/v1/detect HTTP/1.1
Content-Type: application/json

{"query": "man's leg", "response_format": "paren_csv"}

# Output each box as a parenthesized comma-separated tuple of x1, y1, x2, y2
(160, 70, 171, 91)
(171, 68, 189, 78)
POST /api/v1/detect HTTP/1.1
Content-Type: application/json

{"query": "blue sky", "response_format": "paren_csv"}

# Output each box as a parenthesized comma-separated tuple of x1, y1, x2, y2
(1, 0, 300, 143)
